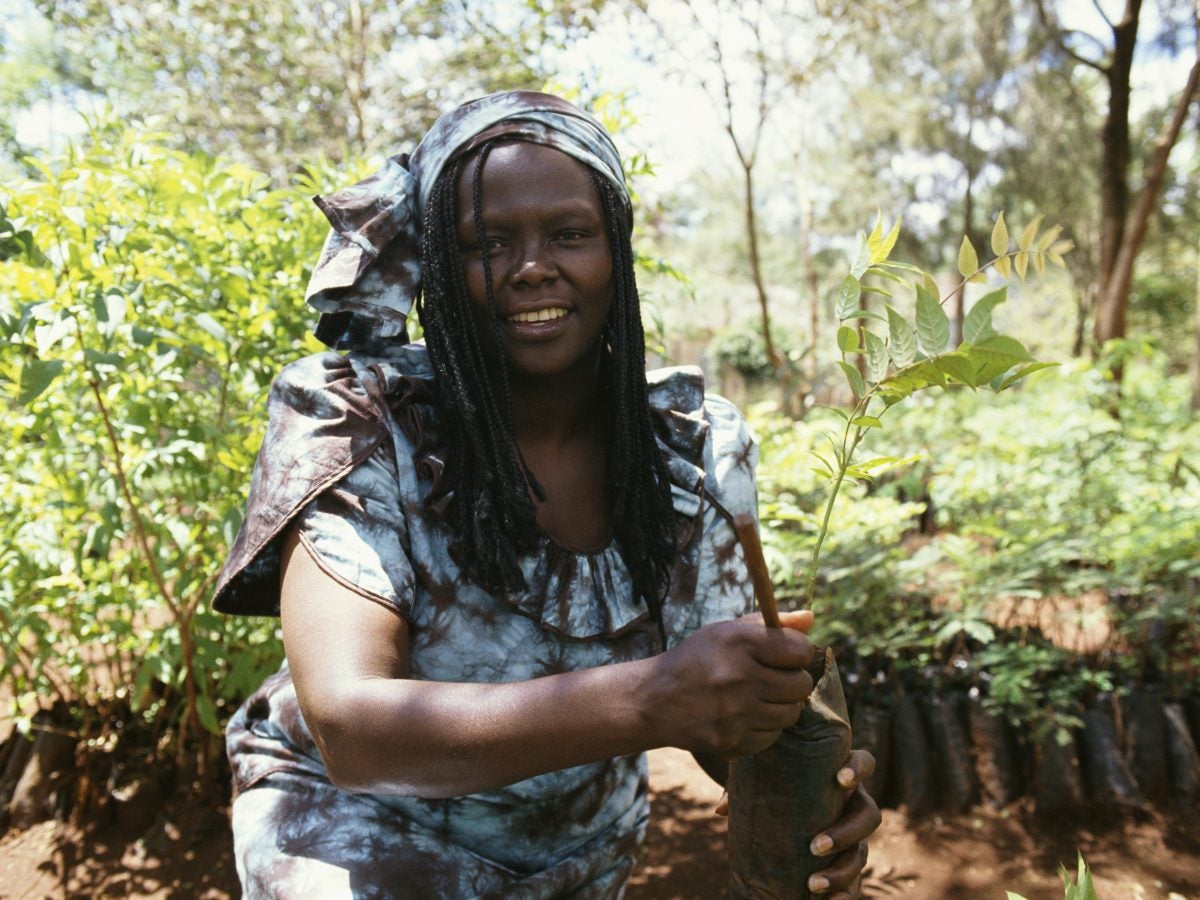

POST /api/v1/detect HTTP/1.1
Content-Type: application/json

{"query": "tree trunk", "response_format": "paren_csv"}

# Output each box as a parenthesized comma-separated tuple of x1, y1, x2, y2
(802, 198, 820, 382)
(741, 160, 779, 373)
(1097, 54, 1200, 344)
(1191, 234, 1200, 412)
(1093, 0, 1141, 344)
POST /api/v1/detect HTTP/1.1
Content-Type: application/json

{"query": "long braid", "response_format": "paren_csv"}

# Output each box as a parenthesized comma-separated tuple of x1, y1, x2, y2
(417, 144, 677, 645)
(591, 172, 676, 647)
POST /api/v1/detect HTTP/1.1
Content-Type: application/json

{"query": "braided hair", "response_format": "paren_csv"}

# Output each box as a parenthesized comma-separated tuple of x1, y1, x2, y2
(416, 138, 678, 646)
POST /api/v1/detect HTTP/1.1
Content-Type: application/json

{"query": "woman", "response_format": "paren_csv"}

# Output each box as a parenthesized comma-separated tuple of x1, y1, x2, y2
(214, 90, 879, 899)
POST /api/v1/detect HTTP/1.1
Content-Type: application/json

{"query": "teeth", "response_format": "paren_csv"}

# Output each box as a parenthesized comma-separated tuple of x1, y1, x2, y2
(511, 308, 568, 323)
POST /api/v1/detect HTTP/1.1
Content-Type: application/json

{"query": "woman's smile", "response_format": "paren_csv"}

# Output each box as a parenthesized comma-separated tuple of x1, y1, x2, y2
(456, 142, 613, 382)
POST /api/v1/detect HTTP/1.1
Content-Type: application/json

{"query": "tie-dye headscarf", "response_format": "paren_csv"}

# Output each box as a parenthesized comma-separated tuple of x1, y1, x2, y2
(304, 90, 630, 356)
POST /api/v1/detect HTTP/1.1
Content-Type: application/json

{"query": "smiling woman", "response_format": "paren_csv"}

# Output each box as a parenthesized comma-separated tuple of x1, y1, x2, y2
(210, 91, 879, 899)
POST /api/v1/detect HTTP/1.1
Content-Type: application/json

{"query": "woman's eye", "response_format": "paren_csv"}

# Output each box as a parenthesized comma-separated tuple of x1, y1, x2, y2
(556, 230, 587, 242)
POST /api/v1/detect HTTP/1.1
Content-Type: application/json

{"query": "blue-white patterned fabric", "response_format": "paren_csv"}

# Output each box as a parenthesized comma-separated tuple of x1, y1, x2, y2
(217, 345, 760, 898)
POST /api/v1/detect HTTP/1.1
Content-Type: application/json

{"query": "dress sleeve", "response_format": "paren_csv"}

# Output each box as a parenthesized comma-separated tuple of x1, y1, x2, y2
(294, 438, 418, 620)
(212, 352, 392, 616)
(677, 393, 759, 637)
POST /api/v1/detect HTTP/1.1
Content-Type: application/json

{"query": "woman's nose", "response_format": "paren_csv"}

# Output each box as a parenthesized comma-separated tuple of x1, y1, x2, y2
(510, 243, 557, 285)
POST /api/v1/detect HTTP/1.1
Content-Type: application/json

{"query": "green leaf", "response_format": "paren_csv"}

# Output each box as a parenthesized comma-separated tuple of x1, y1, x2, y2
(868, 214, 901, 264)
(18, 357, 64, 405)
(957, 235, 979, 278)
(975, 334, 1033, 362)
(1018, 214, 1043, 251)
(850, 235, 871, 279)
(990, 212, 1008, 256)
(935, 353, 978, 388)
(1015, 251, 1029, 280)
(837, 325, 861, 353)
(865, 266, 905, 284)
(915, 286, 950, 354)
(850, 416, 882, 428)
(864, 330, 888, 382)
(866, 212, 884, 260)
(1006, 893, 1029, 900)
(836, 275, 861, 320)
(886, 306, 916, 367)
(839, 310, 886, 323)
(962, 287, 1006, 344)
(994, 255, 1011, 280)
(195, 313, 227, 342)
(1036, 223, 1063, 251)
(837, 360, 866, 398)
(994, 361, 1057, 391)
(967, 335, 1034, 383)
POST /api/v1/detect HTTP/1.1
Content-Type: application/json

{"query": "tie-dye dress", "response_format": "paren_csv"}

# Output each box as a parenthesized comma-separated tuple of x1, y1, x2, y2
(213, 343, 759, 899)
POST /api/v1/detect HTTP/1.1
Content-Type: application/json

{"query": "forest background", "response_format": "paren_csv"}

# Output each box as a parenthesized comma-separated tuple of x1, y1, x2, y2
(1, 0, 1199, 895)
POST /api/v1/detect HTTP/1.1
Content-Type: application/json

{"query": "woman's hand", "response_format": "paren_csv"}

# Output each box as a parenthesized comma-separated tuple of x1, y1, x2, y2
(644, 610, 816, 758)
(806, 749, 881, 898)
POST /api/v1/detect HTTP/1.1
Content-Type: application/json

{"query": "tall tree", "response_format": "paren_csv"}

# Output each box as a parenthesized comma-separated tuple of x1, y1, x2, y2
(34, 0, 602, 173)
(625, 0, 889, 396)
(1036, 0, 1200, 348)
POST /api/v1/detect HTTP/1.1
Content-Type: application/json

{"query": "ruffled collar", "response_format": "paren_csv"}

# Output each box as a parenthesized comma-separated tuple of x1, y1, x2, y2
(360, 350, 710, 641)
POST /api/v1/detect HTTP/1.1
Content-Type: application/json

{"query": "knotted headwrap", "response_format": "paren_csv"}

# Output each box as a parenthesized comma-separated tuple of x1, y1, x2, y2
(304, 90, 631, 357)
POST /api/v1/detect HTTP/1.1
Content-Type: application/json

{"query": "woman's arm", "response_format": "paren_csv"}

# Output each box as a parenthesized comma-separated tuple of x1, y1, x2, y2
(279, 526, 817, 799)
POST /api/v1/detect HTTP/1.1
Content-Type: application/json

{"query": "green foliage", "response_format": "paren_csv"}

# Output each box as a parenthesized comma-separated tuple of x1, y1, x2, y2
(1007, 852, 1098, 900)
(0, 118, 336, 752)
(803, 212, 1068, 605)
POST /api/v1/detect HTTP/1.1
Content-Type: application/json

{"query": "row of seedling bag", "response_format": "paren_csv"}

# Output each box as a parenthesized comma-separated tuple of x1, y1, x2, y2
(839, 661, 1200, 818)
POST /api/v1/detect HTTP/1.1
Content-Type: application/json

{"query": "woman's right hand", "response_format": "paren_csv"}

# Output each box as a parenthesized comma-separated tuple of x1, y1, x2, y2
(643, 610, 816, 758)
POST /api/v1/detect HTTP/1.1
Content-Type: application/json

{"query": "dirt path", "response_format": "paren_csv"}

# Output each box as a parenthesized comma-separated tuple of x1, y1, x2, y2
(3, 747, 1199, 899)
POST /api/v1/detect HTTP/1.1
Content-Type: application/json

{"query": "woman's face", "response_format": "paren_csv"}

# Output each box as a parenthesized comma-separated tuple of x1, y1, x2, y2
(455, 142, 613, 383)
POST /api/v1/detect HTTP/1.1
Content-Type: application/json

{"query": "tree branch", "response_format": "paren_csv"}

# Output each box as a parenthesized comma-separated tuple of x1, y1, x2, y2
(1034, 0, 1111, 72)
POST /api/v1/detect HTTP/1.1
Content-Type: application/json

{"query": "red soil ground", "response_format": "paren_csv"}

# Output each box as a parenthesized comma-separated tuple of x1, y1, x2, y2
(3, 746, 1199, 899)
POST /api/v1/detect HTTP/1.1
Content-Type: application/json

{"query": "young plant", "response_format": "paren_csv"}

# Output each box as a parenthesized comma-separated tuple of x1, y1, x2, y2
(1007, 852, 1099, 900)
(804, 212, 1071, 606)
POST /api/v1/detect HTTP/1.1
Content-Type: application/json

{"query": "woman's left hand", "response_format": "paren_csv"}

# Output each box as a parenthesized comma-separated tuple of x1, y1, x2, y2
(806, 748, 881, 898)
(712, 748, 881, 896)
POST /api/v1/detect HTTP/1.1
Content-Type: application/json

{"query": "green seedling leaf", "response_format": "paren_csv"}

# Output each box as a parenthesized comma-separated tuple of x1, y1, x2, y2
(921, 272, 940, 300)
(837, 275, 861, 320)
(866, 212, 884, 261)
(991, 211, 1008, 256)
(936, 352, 979, 388)
(869, 214, 901, 264)
(837, 360, 866, 398)
(861, 285, 893, 298)
(969, 335, 1034, 383)
(886, 306, 916, 367)
(963, 287, 1006, 344)
(994, 255, 1011, 279)
(1015, 251, 1029, 280)
(916, 286, 950, 354)
(837, 325, 861, 353)
(1019, 214, 1043, 250)
(18, 357, 64, 405)
(1037, 223, 1063, 251)
(850, 416, 882, 428)
(865, 266, 905, 284)
(865, 330, 889, 382)
(808, 452, 835, 479)
(957, 235, 979, 278)
(850, 235, 871, 279)
(839, 310, 886, 323)
(994, 361, 1057, 391)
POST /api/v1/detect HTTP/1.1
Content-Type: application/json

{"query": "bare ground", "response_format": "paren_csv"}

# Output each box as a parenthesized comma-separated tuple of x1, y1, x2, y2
(3, 746, 1199, 899)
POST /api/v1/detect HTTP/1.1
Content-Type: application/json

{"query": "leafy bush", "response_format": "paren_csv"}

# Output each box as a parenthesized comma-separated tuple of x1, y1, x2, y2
(0, 118, 342, 765)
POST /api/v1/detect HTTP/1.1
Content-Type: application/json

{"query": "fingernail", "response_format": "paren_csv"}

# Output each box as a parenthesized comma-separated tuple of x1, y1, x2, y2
(807, 874, 829, 892)
(837, 767, 854, 787)
(810, 833, 833, 855)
